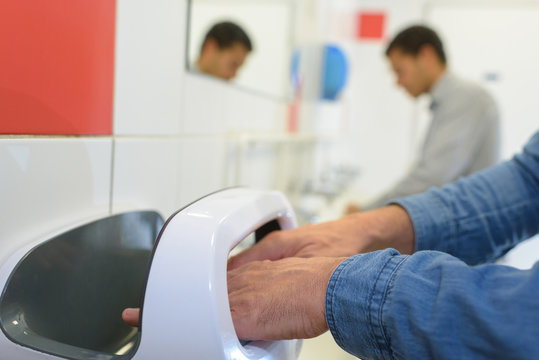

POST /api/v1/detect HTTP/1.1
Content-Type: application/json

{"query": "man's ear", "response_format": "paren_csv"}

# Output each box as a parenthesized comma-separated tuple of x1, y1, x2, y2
(418, 44, 438, 63)
(202, 38, 218, 55)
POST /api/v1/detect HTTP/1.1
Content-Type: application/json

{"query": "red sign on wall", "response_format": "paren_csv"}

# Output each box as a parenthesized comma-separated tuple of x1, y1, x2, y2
(357, 12, 386, 41)
(0, 1, 116, 135)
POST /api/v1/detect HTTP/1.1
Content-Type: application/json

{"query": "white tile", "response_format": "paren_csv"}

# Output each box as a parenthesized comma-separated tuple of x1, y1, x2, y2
(225, 136, 281, 191)
(176, 137, 227, 206)
(0, 138, 112, 265)
(224, 86, 287, 133)
(111, 138, 182, 219)
(181, 73, 228, 135)
(182, 73, 287, 135)
(113, 0, 186, 136)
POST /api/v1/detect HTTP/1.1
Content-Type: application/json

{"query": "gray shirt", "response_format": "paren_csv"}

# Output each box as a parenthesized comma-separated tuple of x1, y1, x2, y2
(364, 71, 501, 210)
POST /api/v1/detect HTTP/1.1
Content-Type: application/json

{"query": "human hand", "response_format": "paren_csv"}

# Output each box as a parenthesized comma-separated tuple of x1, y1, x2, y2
(229, 205, 414, 271)
(122, 308, 140, 327)
(121, 257, 346, 341)
(229, 213, 370, 270)
(123, 206, 414, 330)
(228, 256, 346, 341)
(344, 203, 362, 215)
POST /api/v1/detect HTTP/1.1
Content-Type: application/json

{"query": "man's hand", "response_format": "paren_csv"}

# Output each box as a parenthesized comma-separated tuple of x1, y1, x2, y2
(122, 257, 346, 341)
(123, 205, 414, 335)
(344, 203, 362, 215)
(228, 256, 346, 341)
(122, 308, 140, 327)
(229, 205, 415, 270)
(228, 214, 366, 270)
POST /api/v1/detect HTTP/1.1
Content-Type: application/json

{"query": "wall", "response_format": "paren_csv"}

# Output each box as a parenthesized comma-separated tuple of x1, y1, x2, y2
(0, 0, 296, 267)
(1, 1, 537, 359)
(424, 0, 539, 269)
(425, 0, 539, 160)
(292, 0, 430, 213)
(0, 2, 419, 359)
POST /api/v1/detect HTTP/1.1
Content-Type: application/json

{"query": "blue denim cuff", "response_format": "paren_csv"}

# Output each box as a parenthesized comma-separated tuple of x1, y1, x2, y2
(393, 192, 454, 253)
(325, 249, 408, 360)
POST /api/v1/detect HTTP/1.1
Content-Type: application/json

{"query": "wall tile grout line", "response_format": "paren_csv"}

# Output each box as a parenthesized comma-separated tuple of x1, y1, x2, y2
(108, 138, 116, 215)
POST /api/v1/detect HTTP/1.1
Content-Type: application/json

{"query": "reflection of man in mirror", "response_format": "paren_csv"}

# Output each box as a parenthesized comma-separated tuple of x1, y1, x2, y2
(194, 21, 253, 81)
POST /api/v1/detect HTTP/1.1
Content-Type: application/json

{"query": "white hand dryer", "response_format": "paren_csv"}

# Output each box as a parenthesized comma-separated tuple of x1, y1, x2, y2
(0, 188, 301, 360)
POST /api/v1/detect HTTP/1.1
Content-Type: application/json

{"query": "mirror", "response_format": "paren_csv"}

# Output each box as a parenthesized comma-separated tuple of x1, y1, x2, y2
(187, 0, 296, 100)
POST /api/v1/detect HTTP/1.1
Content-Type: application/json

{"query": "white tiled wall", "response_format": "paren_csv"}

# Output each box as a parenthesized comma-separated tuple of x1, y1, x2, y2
(181, 72, 288, 135)
(0, 138, 112, 265)
(176, 136, 227, 206)
(181, 73, 231, 135)
(111, 138, 182, 217)
(223, 85, 288, 132)
(114, 0, 185, 136)
(0, 0, 288, 253)
(0, 0, 290, 261)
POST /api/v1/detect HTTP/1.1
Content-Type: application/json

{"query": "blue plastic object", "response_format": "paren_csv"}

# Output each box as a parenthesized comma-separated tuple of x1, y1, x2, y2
(321, 45, 348, 101)
(290, 49, 301, 90)
(290, 44, 349, 101)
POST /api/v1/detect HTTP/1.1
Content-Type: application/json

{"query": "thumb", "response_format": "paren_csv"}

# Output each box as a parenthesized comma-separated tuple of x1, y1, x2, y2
(122, 308, 140, 327)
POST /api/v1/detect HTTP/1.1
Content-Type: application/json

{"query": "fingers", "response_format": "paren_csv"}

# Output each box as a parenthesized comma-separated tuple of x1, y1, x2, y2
(228, 232, 287, 270)
(228, 260, 296, 340)
(228, 257, 347, 341)
(122, 308, 140, 327)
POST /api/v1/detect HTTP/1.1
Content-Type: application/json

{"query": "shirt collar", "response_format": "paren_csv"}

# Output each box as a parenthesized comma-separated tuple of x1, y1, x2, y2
(429, 70, 453, 110)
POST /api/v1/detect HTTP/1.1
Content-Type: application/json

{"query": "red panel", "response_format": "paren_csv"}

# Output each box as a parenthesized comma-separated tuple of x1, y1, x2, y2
(0, 1, 116, 135)
(357, 12, 386, 40)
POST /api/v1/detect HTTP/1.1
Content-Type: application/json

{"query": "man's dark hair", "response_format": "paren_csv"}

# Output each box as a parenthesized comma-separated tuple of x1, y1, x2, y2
(385, 25, 446, 64)
(201, 21, 253, 53)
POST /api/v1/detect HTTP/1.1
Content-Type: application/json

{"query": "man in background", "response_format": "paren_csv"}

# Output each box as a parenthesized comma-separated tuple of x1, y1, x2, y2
(348, 25, 500, 212)
(193, 21, 253, 81)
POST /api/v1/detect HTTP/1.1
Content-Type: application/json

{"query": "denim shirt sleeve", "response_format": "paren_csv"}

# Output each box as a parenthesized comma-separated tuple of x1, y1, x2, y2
(326, 249, 539, 360)
(325, 132, 539, 359)
(395, 130, 539, 265)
